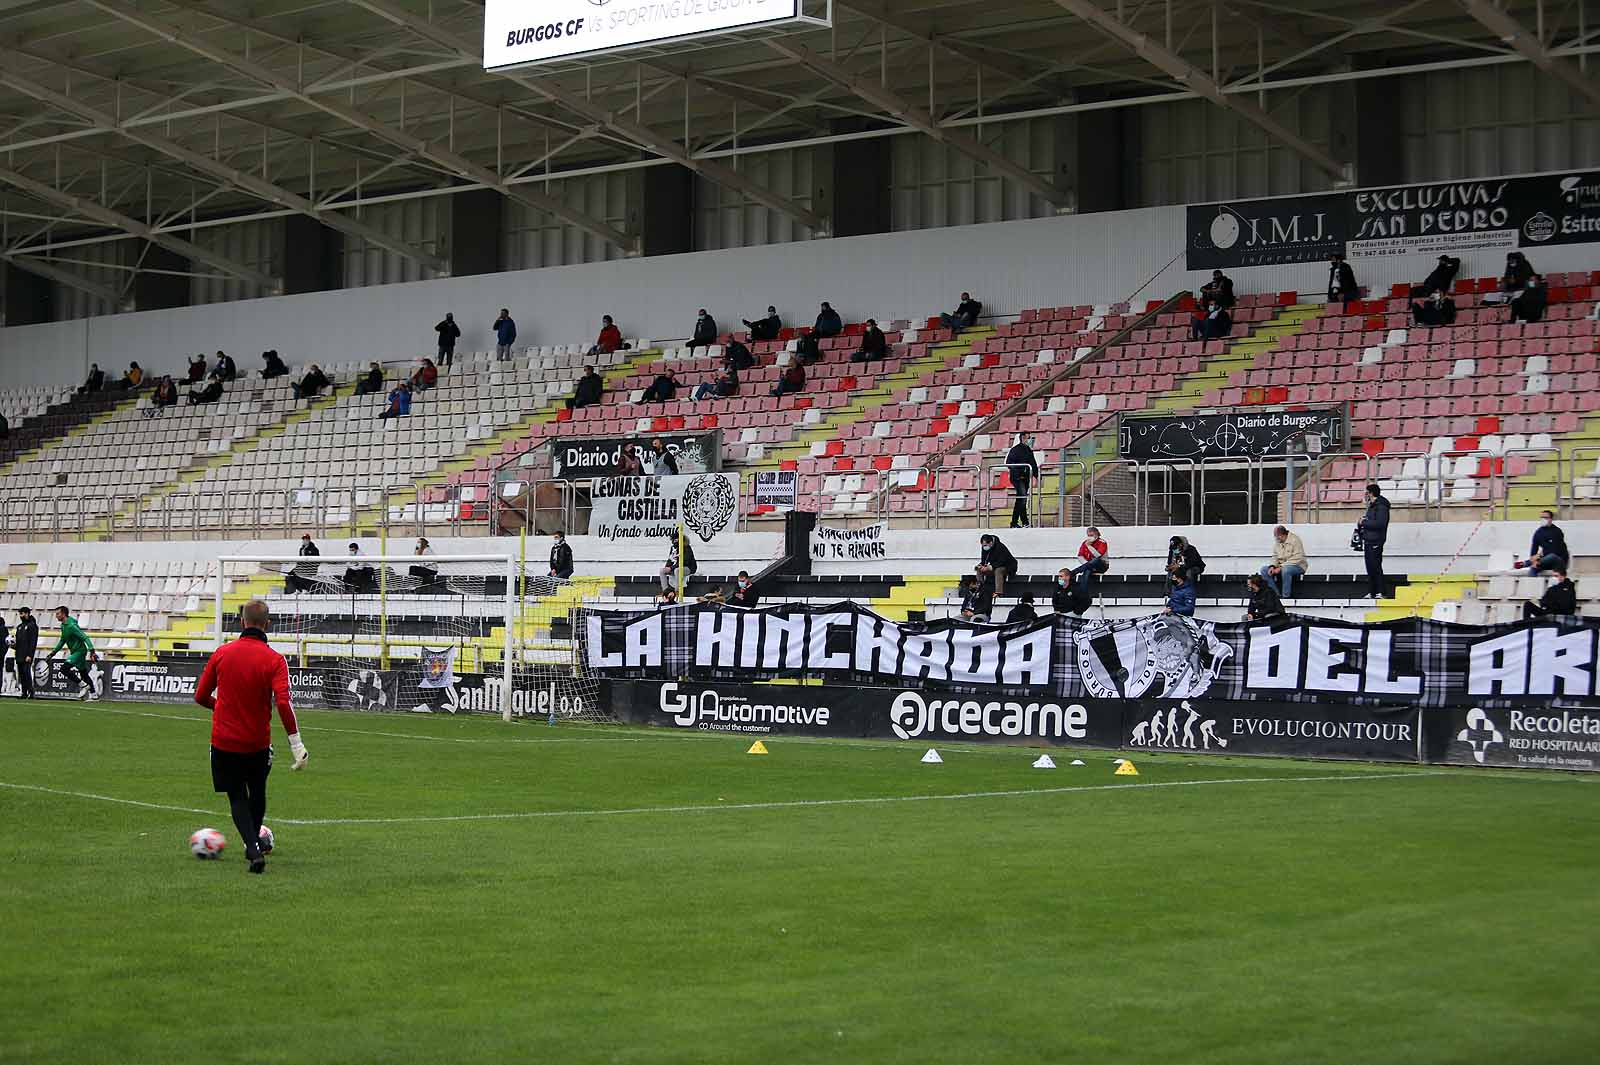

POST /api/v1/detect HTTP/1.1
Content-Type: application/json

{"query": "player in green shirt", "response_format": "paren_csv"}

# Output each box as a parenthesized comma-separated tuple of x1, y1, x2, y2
(45, 605, 98, 700)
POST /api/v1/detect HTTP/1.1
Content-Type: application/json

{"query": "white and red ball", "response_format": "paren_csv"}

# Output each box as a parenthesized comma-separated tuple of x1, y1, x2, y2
(189, 827, 226, 859)
(257, 825, 275, 854)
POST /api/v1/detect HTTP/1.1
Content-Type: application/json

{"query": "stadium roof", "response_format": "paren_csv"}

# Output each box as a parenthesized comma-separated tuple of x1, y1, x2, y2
(0, 0, 1594, 296)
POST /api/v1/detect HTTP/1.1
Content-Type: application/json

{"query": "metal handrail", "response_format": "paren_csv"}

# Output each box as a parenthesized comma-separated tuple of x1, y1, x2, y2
(1497, 446, 1564, 520)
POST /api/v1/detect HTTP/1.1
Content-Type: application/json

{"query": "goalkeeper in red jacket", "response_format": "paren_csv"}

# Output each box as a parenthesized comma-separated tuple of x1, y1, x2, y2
(195, 599, 308, 874)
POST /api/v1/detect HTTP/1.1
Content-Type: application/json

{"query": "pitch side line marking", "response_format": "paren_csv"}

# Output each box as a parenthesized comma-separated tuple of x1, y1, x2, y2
(0, 781, 217, 818)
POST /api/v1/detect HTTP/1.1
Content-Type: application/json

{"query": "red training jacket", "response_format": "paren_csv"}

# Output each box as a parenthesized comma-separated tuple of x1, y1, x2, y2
(596, 324, 622, 354)
(1078, 538, 1108, 564)
(195, 628, 297, 753)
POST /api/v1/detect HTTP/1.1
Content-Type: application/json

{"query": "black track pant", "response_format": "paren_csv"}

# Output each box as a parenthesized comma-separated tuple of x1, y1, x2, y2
(211, 747, 271, 858)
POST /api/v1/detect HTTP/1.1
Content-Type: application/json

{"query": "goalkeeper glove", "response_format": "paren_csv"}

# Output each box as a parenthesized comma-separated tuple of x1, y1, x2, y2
(287, 732, 309, 770)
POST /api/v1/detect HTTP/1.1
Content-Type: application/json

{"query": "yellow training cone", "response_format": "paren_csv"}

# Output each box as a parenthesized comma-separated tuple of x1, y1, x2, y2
(1114, 760, 1139, 776)
(747, 740, 770, 755)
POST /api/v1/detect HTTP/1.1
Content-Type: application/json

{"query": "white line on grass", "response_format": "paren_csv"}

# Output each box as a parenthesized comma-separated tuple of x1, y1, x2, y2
(0, 781, 217, 818)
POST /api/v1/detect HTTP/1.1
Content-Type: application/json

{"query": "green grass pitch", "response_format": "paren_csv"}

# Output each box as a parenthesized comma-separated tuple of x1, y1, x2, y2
(2, 699, 1597, 1064)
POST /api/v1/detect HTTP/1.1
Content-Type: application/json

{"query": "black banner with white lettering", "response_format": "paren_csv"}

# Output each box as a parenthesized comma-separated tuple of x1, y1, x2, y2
(549, 431, 720, 479)
(1428, 703, 1600, 772)
(1119, 407, 1347, 461)
(581, 603, 1600, 711)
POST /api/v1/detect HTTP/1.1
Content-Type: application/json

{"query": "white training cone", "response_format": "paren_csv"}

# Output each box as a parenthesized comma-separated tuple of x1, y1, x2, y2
(1032, 754, 1057, 769)
(920, 748, 943, 764)
(1113, 758, 1126, 764)
(1070, 759, 1086, 766)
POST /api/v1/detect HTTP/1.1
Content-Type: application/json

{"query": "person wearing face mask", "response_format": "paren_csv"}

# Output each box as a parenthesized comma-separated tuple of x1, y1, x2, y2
(1051, 567, 1090, 616)
(343, 542, 374, 593)
(1515, 510, 1568, 573)
(1166, 535, 1205, 585)
(1006, 432, 1039, 528)
(548, 532, 575, 580)
(1524, 565, 1577, 619)
(1355, 483, 1390, 599)
(1072, 527, 1109, 590)
(728, 570, 760, 608)
(687, 309, 718, 354)
(1165, 571, 1196, 617)
(650, 438, 679, 476)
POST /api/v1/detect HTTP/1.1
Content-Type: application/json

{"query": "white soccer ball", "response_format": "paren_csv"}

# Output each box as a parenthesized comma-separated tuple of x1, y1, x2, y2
(257, 825, 275, 855)
(189, 827, 226, 860)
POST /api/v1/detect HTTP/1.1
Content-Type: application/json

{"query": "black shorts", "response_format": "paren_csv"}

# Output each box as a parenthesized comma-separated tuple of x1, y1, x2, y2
(210, 746, 272, 794)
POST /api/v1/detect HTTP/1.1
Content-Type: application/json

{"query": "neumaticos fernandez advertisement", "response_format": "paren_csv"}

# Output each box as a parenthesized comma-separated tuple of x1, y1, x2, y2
(483, 0, 800, 68)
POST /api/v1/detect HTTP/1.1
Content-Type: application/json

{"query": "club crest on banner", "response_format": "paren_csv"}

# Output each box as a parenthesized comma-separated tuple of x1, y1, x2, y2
(1073, 615, 1231, 700)
(682, 473, 737, 542)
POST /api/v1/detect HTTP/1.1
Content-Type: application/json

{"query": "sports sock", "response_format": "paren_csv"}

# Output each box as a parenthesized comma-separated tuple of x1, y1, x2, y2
(227, 787, 259, 858)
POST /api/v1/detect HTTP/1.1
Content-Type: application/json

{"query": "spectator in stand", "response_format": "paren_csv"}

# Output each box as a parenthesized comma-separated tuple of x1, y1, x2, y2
(1515, 509, 1568, 573)
(1245, 573, 1285, 621)
(1503, 251, 1535, 292)
(355, 362, 383, 396)
(187, 372, 224, 406)
(1200, 300, 1232, 340)
(650, 438, 679, 476)
(687, 309, 718, 353)
(1006, 431, 1039, 528)
(1006, 592, 1037, 624)
(693, 360, 738, 402)
(148, 376, 178, 413)
(261, 350, 289, 380)
(1167, 535, 1206, 585)
(548, 532, 575, 580)
(743, 305, 781, 342)
(770, 356, 805, 397)
(410, 537, 440, 590)
(1328, 252, 1359, 308)
(728, 570, 760, 608)
(435, 312, 461, 367)
(118, 362, 144, 390)
(1201, 270, 1236, 309)
(641, 369, 680, 403)
(725, 338, 755, 371)
(959, 572, 993, 622)
(1052, 567, 1090, 616)
(1260, 525, 1308, 597)
(1524, 565, 1577, 619)
(343, 542, 374, 592)
(1411, 289, 1457, 327)
(591, 314, 623, 356)
(215, 351, 237, 381)
(378, 381, 412, 420)
(1165, 572, 1196, 617)
(1188, 301, 1209, 342)
(568, 365, 604, 410)
(940, 292, 983, 335)
(978, 533, 1017, 598)
(1356, 482, 1390, 599)
(812, 301, 843, 338)
(187, 354, 207, 384)
(292, 363, 329, 400)
(849, 319, 888, 363)
(1510, 274, 1548, 324)
(659, 537, 696, 591)
(657, 588, 679, 607)
(1072, 527, 1109, 589)
(78, 363, 105, 394)
(615, 443, 644, 476)
(286, 533, 321, 593)
(1413, 254, 1461, 297)
(493, 309, 517, 361)
(410, 358, 438, 392)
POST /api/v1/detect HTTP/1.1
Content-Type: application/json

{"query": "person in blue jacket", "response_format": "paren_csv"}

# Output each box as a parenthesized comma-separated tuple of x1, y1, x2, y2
(493, 308, 517, 362)
(813, 301, 842, 338)
(379, 382, 412, 420)
(1165, 572, 1197, 617)
(1356, 482, 1390, 599)
(1516, 509, 1568, 573)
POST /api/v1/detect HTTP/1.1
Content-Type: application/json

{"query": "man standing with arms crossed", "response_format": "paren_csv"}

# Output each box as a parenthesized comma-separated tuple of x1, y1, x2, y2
(195, 599, 308, 874)
(44, 605, 98, 700)
(14, 607, 37, 698)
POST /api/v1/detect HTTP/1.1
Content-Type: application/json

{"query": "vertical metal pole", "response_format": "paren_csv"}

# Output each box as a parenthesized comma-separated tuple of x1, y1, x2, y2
(676, 524, 685, 600)
(213, 560, 224, 649)
(502, 555, 515, 722)
(378, 532, 388, 670)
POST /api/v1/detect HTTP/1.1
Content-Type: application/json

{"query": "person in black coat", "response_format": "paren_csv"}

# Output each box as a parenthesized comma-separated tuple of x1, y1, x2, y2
(687, 309, 718, 353)
(659, 538, 696, 591)
(287, 533, 321, 593)
(1524, 566, 1577, 619)
(1167, 535, 1206, 585)
(292, 364, 329, 400)
(568, 365, 604, 410)
(1510, 275, 1548, 324)
(1414, 255, 1460, 297)
(728, 571, 760, 608)
(641, 371, 679, 403)
(1200, 270, 1236, 309)
(548, 532, 575, 580)
(1328, 253, 1359, 308)
(188, 374, 224, 405)
(1006, 432, 1040, 528)
(940, 292, 983, 335)
(1410, 290, 1457, 327)
(1006, 593, 1037, 624)
(214, 351, 237, 381)
(1050, 568, 1091, 616)
(725, 340, 756, 372)
(1357, 482, 1391, 598)
(1502, 251, 1535, 292)
(261, 350, 289, 380)
(978, 533, 1018, 597)
(958, 573, 993, 621)
(435, 313, 461, 367)
(650, 438, 679, 476)
(849, 320, 888, 363)
(1517, 509, 1568, 572)
(355, 362, 383, 396)
(1245, 574, 1285, 621)
(743, 306, 781, 342)
(78, 363, 105, 394)
(13, 606, 38, 698)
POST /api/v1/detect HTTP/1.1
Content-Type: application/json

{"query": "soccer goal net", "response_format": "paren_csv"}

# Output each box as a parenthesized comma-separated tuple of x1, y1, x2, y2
(215, 554, 609, 723)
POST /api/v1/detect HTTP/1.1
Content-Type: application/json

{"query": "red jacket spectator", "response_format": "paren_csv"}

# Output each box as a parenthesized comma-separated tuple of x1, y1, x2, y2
(1078, 535, 1108, 565)
(594, 317, 623, 355)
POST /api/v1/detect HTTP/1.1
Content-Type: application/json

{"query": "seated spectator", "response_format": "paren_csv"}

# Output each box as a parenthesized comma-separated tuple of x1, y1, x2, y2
(215, 351, 237, 381)
(1165, 572, 1196, 617)
(795, 332, 823, 364)
(1192, 300, 1231, 340)
(1410, 289, 1456, 327)
(1259, 525, 1308, 597)
(261, 350, 289, 380)
(1006, 592, 1037, 624)
(649, 437, 679, 476)
(343, 542, 374, 592)
(187, 373, 223, 405)
(186, 354, 207, 384)
(959, 572, 993, 622)
(657, 588, 679, 607)
(641, 370, 679, 403)
(1412, 254, 1460, 297)
(1245, 573, 1285, 621)
(286, 533, 321, 593)
(1515, 509, 1568, 572)
(687, 309, 717, 353)
(727, 570, 760, 608)
(940, 292, 983, 335)
(812, 301, 843, 338)
(1524, 565, 1577, 619)
(548, 532, 574, 580)
(1166, 535, 1205, 584)
(1502, 251, 1534, 292)
(725, 339, 755, 371)
(590, 314, 623, 357)
(568, 365, 604, 409)
(1052, 568, 1090, 616)
(849, 319, 888, 362)
(293, 363, 330, 400)
(615, 443, 644, 476)
(78, 363, 105, 394)
(693, 362, 738, 402)
(1328, 253, 1358, 308)
(150, 376, 178, 409)
(118, 362, 144, 390)
(743, 305, 781, 342)
(378, 382, 412, 419)
(1188, 302, 1209, 341)
(1510, 274, 1547, 324)
(1072, 527, 1109, 589)
(493, 308, 517, 361)
(354, 362, 383, 396)
(770, 357, 805, 397)
(658, 537, 696, 591)
(1200, 270, 1236, 309)
(977, 533, 1017, 597)
(411, 358, 438, 392)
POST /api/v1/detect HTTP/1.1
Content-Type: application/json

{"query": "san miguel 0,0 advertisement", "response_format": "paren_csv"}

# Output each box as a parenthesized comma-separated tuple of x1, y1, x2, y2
(483, 0, 801, 69)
